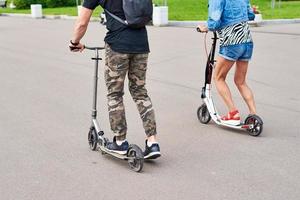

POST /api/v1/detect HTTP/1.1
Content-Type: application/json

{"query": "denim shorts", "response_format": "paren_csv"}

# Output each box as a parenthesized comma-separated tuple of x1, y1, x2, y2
(219, 42, 253, 61)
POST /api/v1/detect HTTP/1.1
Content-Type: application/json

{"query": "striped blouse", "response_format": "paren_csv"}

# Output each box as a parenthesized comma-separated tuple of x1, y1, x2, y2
(217, 21, 253, 46)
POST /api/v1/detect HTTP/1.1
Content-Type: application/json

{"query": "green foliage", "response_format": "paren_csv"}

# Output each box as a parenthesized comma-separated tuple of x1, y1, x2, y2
(37, 0, 48, 7)
(14, 0, 36, 9)
(44, 0, 76, 8)
(14, 0, 76, 9)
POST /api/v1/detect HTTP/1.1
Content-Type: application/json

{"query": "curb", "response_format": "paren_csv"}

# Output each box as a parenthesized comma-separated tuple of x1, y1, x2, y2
(1, 13, 300, 26)
(168, 19, 300, 27)
(0, 13, 100, 21)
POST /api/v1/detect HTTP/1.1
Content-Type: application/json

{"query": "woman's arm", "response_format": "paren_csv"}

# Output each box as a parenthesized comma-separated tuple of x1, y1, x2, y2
(207, 0, 225, 31)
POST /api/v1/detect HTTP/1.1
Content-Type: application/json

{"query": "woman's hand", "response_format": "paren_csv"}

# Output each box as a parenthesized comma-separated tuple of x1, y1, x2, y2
(197, 24, 208, 33)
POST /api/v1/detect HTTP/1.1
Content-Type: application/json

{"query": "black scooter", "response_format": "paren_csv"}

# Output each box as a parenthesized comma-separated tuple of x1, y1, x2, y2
(84, 46, 144, 172)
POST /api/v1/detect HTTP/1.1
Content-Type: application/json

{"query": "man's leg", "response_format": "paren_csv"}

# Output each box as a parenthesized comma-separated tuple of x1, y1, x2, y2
(105, 45, 129, 141)
(235, 61, 256, 114)
(128, 53, 160, 159)
(128, 53, 157, 139)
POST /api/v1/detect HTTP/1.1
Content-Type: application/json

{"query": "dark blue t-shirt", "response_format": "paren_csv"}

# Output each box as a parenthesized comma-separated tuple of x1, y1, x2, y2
(82, 0, 150, 54)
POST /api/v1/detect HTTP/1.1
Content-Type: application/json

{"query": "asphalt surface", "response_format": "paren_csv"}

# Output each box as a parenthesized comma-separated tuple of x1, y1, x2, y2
(0, 17, 300, 200)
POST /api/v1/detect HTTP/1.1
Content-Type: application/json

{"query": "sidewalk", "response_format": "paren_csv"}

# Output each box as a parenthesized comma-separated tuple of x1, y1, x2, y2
(169, 18, 300, 27)
(1, 12, 300, 27)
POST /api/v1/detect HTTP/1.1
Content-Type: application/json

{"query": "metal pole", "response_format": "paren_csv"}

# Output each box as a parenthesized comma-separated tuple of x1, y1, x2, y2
(92, 50, 99, 119)
(279, 0, 281, 8)
(271, 0, 275, 9)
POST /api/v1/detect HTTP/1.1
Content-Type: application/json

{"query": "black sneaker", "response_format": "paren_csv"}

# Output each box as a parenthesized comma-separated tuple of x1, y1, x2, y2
(144, 140, 161, 160)
(106, 137, 129, 155)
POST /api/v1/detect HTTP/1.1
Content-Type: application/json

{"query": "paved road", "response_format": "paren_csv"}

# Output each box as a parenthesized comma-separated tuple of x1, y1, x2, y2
(0, 17, 300, 200)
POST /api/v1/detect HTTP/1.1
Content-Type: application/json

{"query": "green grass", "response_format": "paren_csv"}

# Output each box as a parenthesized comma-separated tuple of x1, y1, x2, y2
(168, 0, 208, 20)
(0, 6, 103, 17)
(251, 0, 300, 19)
(1, 0, 300, 20)
(168, 0, 300, 20)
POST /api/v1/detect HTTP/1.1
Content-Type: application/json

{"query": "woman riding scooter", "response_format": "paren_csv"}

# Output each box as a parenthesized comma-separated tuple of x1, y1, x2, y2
(198, 0, 258, 125)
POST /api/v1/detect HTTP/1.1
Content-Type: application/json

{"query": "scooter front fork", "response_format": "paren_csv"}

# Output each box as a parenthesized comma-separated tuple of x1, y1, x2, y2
(92, 119, 103, 135)
(201, 86, 206, 99)
(202, 84, 221, 123)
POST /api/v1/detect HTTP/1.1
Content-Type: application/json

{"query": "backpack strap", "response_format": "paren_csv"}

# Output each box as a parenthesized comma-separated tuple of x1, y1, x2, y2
(99, 0, 106, 7)
(105, 9, 128, 26)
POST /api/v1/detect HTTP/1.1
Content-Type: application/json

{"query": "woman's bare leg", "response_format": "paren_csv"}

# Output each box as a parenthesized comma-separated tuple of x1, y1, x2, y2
(234, 60, 256, 114)
(214, 56, 237, 112)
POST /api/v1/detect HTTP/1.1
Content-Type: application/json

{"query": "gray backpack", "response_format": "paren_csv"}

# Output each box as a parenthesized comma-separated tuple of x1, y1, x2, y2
(105, 0, 153, 28)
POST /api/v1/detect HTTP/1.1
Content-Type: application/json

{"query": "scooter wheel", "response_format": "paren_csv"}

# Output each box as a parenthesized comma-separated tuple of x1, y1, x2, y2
(88, 128, 98, 151)
(244, 115, 263, 137)
(197, 104, 211, 124)
(127, 144, 144, 172)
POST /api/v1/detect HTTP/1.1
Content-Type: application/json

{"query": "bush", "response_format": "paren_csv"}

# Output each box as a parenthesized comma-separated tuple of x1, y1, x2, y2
(44, 0, 76, 8)
(37, 0, 48, 7)
(14, 0, 36, 9)
(14, 0, 76, 9)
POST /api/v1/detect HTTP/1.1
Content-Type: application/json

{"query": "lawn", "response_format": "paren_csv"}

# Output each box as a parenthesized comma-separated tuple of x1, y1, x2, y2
(0, 6, 103, 17)
(251, 0, 300, 19)
(168, 0, 300, 20)
(0, 0, 300, 20)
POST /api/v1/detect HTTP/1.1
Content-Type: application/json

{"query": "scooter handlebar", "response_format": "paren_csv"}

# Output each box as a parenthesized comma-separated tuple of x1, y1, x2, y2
(84, 46, 105, 50)
(69, 45, 105, 51)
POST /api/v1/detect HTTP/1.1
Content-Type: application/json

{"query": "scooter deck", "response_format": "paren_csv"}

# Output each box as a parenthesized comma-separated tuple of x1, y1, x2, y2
(216, 119, 253, 130)
(98, 145, 129, 160)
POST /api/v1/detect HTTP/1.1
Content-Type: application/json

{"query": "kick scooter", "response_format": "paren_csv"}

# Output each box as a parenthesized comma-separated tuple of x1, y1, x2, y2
(83, 46, 144, 172)
(196, 28, 263, 136)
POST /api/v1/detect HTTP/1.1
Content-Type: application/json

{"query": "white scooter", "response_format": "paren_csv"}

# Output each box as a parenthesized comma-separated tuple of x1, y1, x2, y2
(196, 28, 263, 136)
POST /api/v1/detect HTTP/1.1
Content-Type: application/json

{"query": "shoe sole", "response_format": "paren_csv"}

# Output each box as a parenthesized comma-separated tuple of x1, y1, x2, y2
(144, 152, 161, 160)
(221, 119, 241, 126)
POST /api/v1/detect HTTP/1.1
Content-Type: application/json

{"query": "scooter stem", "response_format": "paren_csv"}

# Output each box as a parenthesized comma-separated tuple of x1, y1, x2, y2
(92, 49, 100, 119)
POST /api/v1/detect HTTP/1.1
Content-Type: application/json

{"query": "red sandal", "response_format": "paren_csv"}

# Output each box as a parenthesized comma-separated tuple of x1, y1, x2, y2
(221, 110, 241, 125)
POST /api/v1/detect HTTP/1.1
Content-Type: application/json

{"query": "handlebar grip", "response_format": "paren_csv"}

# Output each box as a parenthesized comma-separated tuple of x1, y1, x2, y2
(196, 27, 208, 33)
(69, 46, 81, 51)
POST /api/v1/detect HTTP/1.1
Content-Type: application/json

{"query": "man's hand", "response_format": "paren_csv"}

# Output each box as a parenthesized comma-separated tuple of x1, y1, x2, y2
(197, 24, 208, 33)
(69, 40, 85, 52)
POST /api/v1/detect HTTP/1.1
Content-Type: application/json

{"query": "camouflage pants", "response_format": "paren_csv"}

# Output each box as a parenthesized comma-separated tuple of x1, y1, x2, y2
(104, 44, 157, 140)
